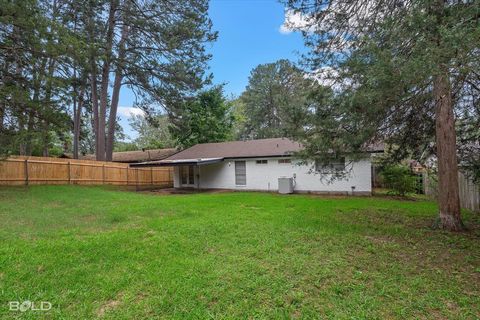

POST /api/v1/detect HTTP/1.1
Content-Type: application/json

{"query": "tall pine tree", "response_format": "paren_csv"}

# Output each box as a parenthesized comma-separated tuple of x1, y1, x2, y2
(240, 59, 317, 139)
(285, 0, 480, 230)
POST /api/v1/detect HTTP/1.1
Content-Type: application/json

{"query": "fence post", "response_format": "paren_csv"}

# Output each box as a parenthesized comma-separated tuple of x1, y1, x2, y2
(68, 161, 71, 184)
(150, 167, 153, 186)
(102, 164, 105, 184)
(24, 160, 29, 186)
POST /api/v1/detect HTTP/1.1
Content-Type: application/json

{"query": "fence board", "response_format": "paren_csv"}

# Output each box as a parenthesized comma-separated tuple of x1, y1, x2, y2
(458, 172, 480, 212)
(0, 156, 173, 188)
(0, 160, 26, 185)
(424, 171, 480, 213)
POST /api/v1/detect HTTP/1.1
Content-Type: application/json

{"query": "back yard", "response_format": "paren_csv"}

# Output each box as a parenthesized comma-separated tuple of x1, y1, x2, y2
(0, 186, 479, 319)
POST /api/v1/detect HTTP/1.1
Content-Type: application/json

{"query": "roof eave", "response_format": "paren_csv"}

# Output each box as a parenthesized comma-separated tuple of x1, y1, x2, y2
(130, 157, 224, 167)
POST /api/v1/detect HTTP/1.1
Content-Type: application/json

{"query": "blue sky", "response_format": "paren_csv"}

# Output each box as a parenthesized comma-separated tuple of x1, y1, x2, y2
(207, 0, 306, 97)
(118, 0, 306, 140)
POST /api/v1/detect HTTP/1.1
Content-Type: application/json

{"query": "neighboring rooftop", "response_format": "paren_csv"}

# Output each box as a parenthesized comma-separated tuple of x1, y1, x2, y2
(62, 148, 178, 163)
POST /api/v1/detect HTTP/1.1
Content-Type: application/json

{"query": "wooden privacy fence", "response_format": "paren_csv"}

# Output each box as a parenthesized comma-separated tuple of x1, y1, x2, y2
(0, 156, 173, 188)
(424, 171, 480, 213)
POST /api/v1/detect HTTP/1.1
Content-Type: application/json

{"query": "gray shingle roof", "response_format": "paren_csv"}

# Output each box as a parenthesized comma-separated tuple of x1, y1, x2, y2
(165, 138, 303, 160)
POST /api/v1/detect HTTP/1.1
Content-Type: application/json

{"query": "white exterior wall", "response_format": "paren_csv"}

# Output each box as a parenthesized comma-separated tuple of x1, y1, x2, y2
(174, 157, 372, 194)
(173, 166, 181, 188)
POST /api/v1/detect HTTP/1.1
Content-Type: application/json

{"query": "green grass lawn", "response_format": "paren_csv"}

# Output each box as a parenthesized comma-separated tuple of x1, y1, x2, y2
(0, 186, 479, 319)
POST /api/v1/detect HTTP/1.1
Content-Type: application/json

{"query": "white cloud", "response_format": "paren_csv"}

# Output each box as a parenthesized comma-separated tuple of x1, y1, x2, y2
(279, 9, 315, 35)
(306, 67, 354, 91)
(279, 24, 292, 35)
(307, 67, 338, 88)
(280, 3, 380, 37)
(117, 106, 145, 118)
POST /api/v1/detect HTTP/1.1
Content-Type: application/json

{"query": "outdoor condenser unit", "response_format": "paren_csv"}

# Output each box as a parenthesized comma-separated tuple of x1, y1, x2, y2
(278, 177, 294, 194)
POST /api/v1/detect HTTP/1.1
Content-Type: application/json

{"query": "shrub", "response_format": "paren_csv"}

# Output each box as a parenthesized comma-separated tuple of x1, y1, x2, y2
(381, 165, 418, 196)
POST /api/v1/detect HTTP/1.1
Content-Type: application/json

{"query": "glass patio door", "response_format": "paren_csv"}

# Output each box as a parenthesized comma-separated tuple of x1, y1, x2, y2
(181, 165, 195, 186)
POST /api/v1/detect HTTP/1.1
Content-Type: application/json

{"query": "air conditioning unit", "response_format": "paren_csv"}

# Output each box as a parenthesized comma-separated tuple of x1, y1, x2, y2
(278, 177, 294, 194)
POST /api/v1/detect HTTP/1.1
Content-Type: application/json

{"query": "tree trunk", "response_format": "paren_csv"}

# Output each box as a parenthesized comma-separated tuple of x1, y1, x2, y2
(97, 81, 107, 162)
(72, 89, 78, 157)
(106, 16, 129, 161)
(90, 64, 100, 160)
(96, 0, 118, 161)
(25, 72, 38, 156)
(72, 68, 86, 159)
(15, 56, 27, 156)
(73, 85, 85, 159)
(433, 70, 464, 231)
(44, 56, 56, 157)
(87, 1, 102, 161)
(18, 115, 26, 156)
(0, 60, 6, 132)
(0, 103, 4, 131)
(25, 109, 35, 156)
(42, 120, 49, 157)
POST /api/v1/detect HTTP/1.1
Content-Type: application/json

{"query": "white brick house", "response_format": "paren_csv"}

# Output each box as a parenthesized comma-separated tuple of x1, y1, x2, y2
(133, 138, 382, 195)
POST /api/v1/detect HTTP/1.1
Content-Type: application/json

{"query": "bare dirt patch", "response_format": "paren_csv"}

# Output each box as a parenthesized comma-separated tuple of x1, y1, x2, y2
(97, 293, 123, 317)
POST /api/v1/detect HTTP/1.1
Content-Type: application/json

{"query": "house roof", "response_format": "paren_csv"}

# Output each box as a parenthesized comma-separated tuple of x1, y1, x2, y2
(130, 138, 385, 167)
(132, 138, 302, 167)
(166, 138, 303, 160)
(62, 148, 178, 163)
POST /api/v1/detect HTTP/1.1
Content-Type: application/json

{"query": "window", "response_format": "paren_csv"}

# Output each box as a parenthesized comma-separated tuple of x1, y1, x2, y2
(235, 161, 246, 185)
(256, 160, 268, 164)
(315, 158, 346, 173)
(181, 165, 194, 185)
(278, 159, 291, 164)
